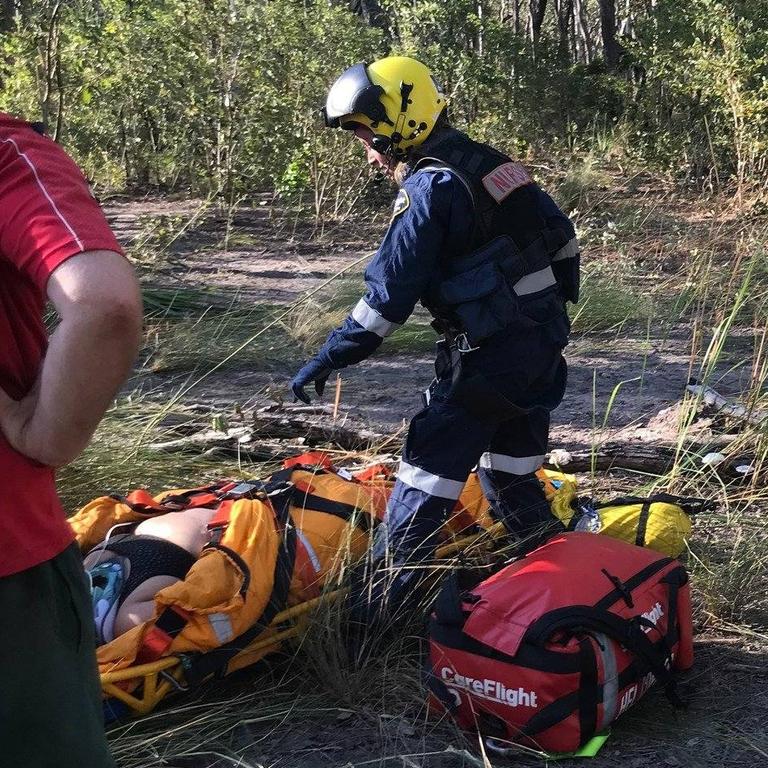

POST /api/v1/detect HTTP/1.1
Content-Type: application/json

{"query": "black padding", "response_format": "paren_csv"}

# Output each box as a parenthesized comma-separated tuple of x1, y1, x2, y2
(97, 534, 196, 609)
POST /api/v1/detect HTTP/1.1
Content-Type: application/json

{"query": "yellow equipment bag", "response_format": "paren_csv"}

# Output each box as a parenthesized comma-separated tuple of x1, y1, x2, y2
(70, 460, 380, 682)
(550, 492, 711, 558)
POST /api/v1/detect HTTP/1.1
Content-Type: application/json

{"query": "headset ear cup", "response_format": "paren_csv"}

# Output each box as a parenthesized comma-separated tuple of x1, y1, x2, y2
(371, 135, 391, 153)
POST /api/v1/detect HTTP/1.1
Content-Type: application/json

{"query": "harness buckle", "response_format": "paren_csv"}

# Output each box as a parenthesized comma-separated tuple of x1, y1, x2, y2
(455, 333, 480, 353)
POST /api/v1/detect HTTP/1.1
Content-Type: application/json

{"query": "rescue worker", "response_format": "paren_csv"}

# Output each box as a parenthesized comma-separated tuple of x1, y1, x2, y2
(290, 57, 579, 616)
(0, 114, 143, 766)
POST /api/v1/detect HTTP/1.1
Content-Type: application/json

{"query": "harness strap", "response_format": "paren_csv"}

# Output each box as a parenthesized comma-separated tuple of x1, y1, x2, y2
(294, 489, 372, 531)
(136, 606, 190, 664)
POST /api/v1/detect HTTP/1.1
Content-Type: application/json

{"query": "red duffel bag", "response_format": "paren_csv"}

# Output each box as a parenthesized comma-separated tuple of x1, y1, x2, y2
(426, 532, 693, 753)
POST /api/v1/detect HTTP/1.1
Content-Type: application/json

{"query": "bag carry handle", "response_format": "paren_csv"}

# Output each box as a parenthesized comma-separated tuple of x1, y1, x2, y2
(524, 606, 683, 707)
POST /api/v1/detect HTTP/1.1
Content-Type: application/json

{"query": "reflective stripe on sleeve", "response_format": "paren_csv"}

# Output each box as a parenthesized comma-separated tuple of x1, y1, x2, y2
(397, 461, 465, 499)
(552, 237, 579, 262)
(351, 298, 402, 338)
(513, 265, 557, 296)
(479, 452, 545, 475)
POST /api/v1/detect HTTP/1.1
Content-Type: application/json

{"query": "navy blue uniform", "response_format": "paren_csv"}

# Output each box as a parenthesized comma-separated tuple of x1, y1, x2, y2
(292, 155, 576, 616)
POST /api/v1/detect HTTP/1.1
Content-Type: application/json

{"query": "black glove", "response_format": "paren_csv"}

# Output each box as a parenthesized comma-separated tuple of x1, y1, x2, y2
(290, 358, 332, 404)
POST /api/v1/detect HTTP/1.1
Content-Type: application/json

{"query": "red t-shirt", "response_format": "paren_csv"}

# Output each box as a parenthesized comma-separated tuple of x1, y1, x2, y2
(0, 114, 124, 576)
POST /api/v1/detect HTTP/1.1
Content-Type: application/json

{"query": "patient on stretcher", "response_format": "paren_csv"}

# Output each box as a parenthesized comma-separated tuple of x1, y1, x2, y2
(84, 507, 217, 644)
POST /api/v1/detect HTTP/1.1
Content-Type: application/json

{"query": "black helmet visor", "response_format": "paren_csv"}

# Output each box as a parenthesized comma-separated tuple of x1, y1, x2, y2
(321, 62, 392, 129)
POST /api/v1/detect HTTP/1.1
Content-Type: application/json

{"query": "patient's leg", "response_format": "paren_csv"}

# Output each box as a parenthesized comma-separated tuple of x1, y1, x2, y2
(114, 574, 180, 637)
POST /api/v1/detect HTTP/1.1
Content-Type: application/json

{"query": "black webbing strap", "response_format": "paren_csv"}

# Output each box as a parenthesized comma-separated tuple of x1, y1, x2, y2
(635, 501, 652, 547)
(592, 493, 714, 517)
(157, 606, 186, 637)
(259, 466, 371, 530)
(594, 558, 673, 612)
(291, 488, 371, 532)
(257, 465, 327, 494)
(577, 637, 599, 746)
(517, 692, 579, 738)
(202, 543, 252, 597)
(524, 607, 677, 697)
(184, 489, 298, 684)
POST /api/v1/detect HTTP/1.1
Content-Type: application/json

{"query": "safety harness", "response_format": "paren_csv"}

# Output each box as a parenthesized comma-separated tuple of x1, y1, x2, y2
(408, 128, 579, 350)
(121, 465, 372, 677)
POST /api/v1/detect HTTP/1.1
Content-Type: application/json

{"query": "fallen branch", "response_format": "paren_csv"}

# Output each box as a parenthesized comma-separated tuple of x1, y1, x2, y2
(686, 381, 767, 427)
(251, 410, 385, 450)
(148, 408, 387, 456)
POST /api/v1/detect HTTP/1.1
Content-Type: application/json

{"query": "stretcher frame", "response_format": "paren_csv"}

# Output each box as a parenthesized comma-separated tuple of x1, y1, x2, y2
(100, 522, 507, 716)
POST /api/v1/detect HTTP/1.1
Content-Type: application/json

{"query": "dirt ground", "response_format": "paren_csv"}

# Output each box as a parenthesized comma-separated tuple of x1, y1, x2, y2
(107, 196, 756, 445)
(100, 193, 768, 768)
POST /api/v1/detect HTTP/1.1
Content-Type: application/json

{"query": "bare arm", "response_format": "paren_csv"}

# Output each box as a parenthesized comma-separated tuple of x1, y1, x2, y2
(0, 250, 143, 467)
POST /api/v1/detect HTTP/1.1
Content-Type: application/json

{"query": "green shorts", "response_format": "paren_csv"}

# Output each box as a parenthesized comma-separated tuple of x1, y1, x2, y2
(0, 542, 116, 768)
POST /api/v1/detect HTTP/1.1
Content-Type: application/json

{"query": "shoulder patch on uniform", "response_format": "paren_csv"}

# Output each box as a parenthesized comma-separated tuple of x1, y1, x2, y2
(482, 161, 533, 203)
(392, 188, 410, 219)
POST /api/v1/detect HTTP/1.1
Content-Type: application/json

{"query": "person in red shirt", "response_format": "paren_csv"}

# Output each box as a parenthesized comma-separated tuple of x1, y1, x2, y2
(0, 114, 143, 767)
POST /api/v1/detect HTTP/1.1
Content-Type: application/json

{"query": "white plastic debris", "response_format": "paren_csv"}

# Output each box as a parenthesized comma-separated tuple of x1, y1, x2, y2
(701, 452, 726, 467)
(686, 382, 766, 425)
(548, 448, 572, 466)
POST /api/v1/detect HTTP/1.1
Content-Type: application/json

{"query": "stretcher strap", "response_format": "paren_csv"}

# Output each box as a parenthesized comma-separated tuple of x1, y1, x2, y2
(116, 482, 234, 514)
(206, 500, 236, 536)
(291, 488, 372, 531)
(136, 607, 189, 664)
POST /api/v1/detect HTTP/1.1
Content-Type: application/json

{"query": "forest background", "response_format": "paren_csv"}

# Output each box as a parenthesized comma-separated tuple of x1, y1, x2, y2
(2, 0, 766, 200)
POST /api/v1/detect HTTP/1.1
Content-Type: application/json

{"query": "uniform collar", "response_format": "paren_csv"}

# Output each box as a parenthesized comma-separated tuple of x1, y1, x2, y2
(397, 127, 463, 185)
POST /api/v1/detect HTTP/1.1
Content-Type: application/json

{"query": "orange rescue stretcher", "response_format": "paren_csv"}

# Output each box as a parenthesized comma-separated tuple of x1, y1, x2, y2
(69, 453, 568, 718)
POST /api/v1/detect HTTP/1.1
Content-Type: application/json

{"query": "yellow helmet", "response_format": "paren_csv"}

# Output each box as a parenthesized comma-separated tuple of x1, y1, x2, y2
(322, 56, 447, 157)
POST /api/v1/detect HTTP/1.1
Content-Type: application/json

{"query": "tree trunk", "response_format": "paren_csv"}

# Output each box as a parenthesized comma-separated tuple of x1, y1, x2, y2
(598, 0, 623, 69)
(476, 1, 484, 57)
(349, 0, 388, 33)
(554, 0, 574, 62)
(573, 0, 593, 63)
(527, 0, 548, 47)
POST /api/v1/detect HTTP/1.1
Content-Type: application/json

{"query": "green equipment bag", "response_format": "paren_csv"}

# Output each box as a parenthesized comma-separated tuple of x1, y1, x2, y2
(554, 493, 712, 558)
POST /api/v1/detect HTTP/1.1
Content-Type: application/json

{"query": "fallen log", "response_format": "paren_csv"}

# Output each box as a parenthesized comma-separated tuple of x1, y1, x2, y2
(148, 409, 390, 456)
(147, 399, 761, 479)
(546, 441, 758, 477)
(250, 410, 387, 450)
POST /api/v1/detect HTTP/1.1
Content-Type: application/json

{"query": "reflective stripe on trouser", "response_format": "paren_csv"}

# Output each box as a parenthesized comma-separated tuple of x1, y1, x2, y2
(380, 399, 555, 564)
(477, 407, 556, 541)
